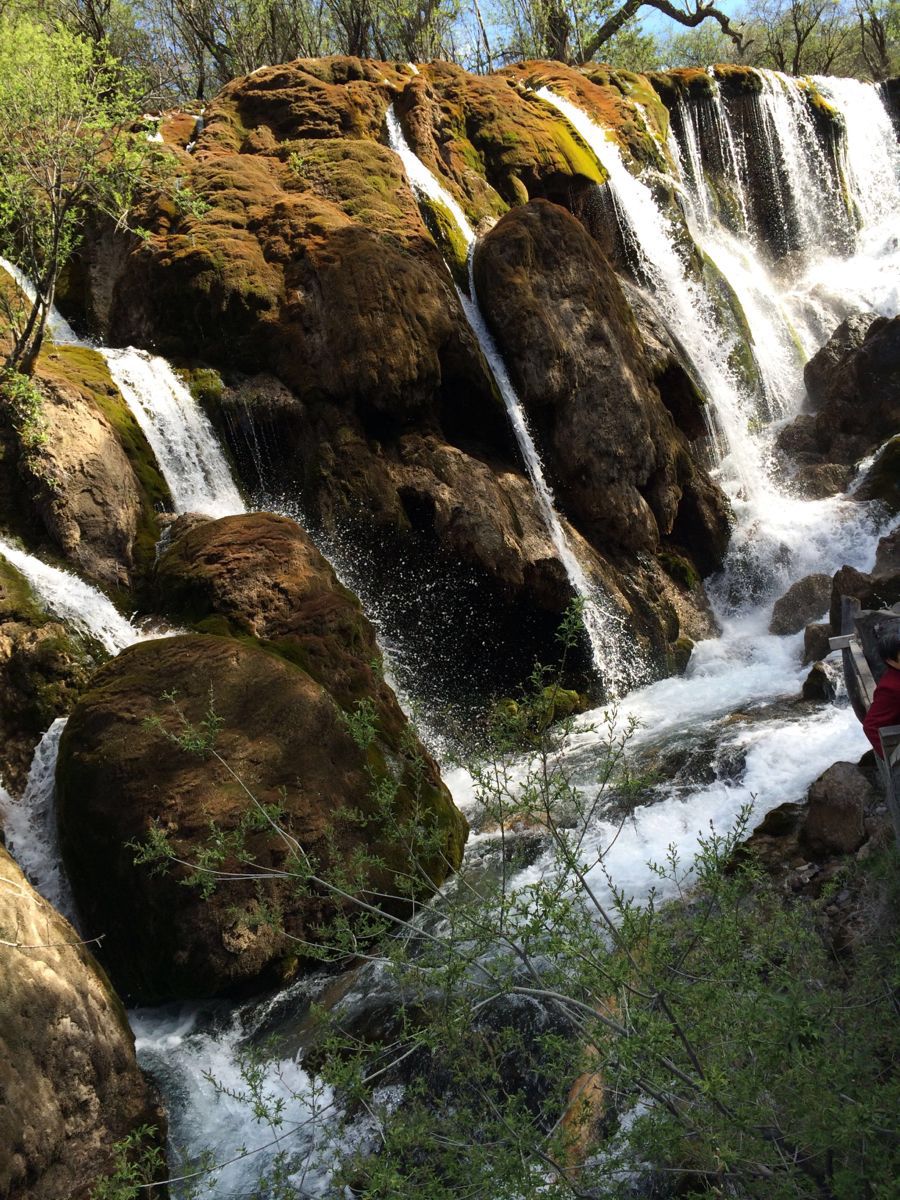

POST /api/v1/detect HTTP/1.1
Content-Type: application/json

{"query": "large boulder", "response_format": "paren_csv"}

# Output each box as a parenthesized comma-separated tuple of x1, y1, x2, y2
(20, 345, 168, 589)
(474, 199, 731, 566)
(0, 847, 164, 1199)
(56, 633, 466, 1003)
(0, 554, 97, 792)
(769, 573, 832, 635)
(155, 511, 402, 726)
(800, 761, 875, 856)
(778, 314, 900, 475)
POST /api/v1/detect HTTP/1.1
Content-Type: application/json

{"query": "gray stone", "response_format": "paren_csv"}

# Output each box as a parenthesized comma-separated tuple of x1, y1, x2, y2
(801, 662, 836, 703)
(802, 622, 832, 665)
(770, 573, 833, 635)
(800, 761, 876, 856)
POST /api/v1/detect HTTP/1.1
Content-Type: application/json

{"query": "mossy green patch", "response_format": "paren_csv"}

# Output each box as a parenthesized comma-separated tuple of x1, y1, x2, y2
(39, 345, 172, 579)
(0, 553, 46, 624)
(658, 550, 700, 591)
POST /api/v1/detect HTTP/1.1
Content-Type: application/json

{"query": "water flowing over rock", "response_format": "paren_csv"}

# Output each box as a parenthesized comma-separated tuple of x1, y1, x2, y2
(0, 846, 165, 1199)
(0, 554, 99, 792)
(474, 199, 731, 565)
(56, 632, 465, 1004)
(770, 573, 833, 635)
(58, 58, 746, 699)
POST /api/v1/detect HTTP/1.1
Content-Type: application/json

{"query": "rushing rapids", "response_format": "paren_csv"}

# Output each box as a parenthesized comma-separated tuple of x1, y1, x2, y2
(1, 60, 898, 1196)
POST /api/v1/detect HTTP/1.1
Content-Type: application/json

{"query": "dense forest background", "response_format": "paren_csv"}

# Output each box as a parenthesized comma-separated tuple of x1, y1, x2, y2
(4, 0, 897, 104)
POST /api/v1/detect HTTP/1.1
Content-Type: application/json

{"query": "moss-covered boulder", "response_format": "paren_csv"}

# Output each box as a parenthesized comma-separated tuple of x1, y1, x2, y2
(0, 343, 170, 591)
(0, 554, 98, 792)
(155, 511, 406, 735)
(56, 633, 466, 1003)
(0, 846, 165, 1199)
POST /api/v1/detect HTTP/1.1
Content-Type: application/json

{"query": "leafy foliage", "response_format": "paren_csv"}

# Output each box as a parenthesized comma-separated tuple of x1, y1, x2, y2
(0, 16, 149, 370)
(117, 611, 900, 1198)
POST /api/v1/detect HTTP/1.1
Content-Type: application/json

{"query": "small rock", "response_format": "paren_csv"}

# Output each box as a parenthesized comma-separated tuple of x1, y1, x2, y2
(770, 573, 833, 635)
(801, 662, 836, 703)
(800, 761, 876, 856)
(803, 622, 833, 665)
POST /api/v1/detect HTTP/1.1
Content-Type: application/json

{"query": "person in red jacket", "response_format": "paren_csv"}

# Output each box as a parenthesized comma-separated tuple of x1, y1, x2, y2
(863, 629, 900, 759)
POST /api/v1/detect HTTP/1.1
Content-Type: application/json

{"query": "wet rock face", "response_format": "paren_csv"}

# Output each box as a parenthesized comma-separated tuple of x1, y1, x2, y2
(58, 58, 732, 698)
(778, 314, 900, 478)
(23, 347, 169, 590)
(0, 555, 97, 793)
(0, 847, 165, 1200)
(474, 200, 731, 564)
(769, 573, 833, 635)
(56, 633, 466, 1004)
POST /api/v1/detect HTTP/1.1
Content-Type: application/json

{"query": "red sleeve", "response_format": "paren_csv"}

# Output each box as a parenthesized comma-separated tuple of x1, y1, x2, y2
(863, 674, 900, 758)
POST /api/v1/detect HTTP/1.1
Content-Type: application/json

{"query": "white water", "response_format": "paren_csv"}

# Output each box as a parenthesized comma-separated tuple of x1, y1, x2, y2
(102, 348, 245, 517)
(756, 70, 852, 255)
(0, 255, 81, 346)
(0, 536, 144, 652)
(1, 719, 78, 922)
(385, 105, 641, 694)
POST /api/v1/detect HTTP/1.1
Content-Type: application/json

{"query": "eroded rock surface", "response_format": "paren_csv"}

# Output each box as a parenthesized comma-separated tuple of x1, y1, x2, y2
(0, 847, 164, 1199)
(57, 633, 466, 1003)
(0, 554, 97, 792)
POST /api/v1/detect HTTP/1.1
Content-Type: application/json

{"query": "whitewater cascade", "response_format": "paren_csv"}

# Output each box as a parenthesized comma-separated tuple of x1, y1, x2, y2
(102, 348, 246, 517)
(0, 255, 81, 346)
(385, 105, 641, 694)
(0, 535, 145, 652)
(1, 719, 77, 921)
(537, 82, 894, 602)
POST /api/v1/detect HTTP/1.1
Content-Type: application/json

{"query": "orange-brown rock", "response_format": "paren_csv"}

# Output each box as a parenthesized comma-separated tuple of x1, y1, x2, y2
(56, 633, 466, 1003)
(474, 199, 731, 569)
(0, 847, 165, 1199)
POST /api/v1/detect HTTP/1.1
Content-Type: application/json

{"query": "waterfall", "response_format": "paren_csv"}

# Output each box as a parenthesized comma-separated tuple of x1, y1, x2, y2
(0, 255, 80, 346)
(1, 719, 78, 922)
(102, 348, 245, 517)
(536, 85, 894, 605)
(754, 69, 852, 256)
(811, 75, 900, 233)
(0, 536, 145, 652)
(385, 106, 639, 694)
(537, 87, 765, 496)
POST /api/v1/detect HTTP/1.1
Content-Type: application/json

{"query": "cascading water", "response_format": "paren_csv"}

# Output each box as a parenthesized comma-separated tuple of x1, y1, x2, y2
(102, 349, 246, 517)
(0, 535, 145, 652)
(0, 255, 80, 346)
(537, 85, 893, 604)
(1, 719, 77, 922)
(385, 105, 640, 695)
(754, 69, 854, 256)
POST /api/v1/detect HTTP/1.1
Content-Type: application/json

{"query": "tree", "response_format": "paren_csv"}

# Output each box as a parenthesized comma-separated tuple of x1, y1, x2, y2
(742, 0, 856, 74)
(488, 0, 744, 66)
(0, 18, 148, 371)
(855, 0, 900, 78)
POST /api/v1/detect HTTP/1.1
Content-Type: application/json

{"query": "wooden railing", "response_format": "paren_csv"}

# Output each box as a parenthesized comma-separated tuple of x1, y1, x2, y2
(830, 598, 900, 849)
(878, 725, 900, 848)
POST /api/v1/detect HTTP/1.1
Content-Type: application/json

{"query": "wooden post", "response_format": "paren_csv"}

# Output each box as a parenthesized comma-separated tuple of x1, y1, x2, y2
(878, 726, 900, 850)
